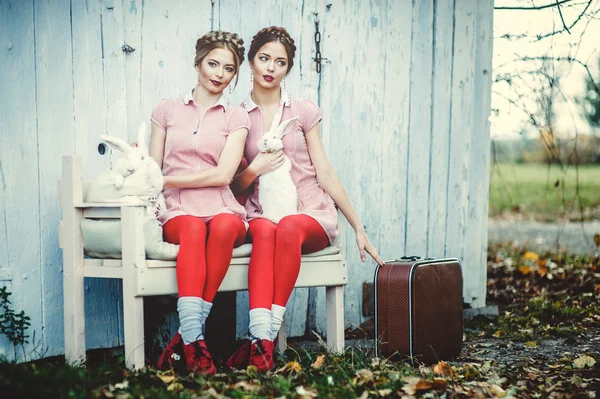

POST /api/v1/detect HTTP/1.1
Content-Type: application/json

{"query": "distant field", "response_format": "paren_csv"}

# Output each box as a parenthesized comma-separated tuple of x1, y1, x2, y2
(489, 163, 600, 220)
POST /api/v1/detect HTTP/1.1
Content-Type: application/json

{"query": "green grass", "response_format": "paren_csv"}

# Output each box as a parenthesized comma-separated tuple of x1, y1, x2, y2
(489, 163, 600, 220)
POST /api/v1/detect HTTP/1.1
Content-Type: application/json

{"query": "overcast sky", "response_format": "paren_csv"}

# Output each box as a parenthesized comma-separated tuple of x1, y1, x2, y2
(491, 0, 600, 139)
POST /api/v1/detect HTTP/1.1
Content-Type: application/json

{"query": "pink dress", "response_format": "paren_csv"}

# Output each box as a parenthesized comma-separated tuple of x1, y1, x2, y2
(242, 91, 339, 244)
(151, 90, 250, 228)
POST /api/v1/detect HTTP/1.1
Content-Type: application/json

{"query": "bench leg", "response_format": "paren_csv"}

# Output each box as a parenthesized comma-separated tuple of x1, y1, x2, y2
(63, 258, 86, 366)
(277, 314, 287, 353)
(62, 156, 86, 365)
(123, 291, 145, 370)
(326, 285, 345, 353)
(121, 206, 146, 369)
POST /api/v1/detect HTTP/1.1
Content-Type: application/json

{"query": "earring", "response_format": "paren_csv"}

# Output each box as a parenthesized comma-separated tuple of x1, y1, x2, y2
(283, 77, 287, 92)
(250, 70, 253, 84)
(229, 84, 233, 94)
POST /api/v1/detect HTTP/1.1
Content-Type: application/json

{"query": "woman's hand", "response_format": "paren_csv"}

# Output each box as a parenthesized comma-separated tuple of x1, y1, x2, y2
(356, 229, 384, 266)
(250, 151, 286, 176)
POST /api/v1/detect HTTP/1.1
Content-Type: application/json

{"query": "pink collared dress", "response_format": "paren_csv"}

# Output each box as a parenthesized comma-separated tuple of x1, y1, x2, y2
(151, 92, 250, 228)
(243, 93, 339, 244)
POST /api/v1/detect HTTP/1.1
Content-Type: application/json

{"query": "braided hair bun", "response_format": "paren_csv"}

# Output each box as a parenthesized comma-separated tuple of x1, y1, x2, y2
(194, 30, 245, 87)
(248, 26, 297, 74)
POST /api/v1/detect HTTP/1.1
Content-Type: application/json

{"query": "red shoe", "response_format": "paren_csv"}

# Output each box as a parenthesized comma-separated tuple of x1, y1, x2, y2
(249, 339, 275, 373)
(156, 332, 183, 370)
(225, 339, 251, 369)
(183, 339, 216, 376)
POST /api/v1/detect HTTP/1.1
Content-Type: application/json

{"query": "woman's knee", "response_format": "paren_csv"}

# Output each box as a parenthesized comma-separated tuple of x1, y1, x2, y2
(209, 214, 244, 240)
(174, 216, 207, 243)
(276, 216, 305, 246)
(249, 218, 277, 241)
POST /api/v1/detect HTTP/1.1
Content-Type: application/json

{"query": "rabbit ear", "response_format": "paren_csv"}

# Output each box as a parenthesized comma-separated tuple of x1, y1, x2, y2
(100, 135, 131, 153)
(275, 117, 299, 139)
(137, 123, 148, 153)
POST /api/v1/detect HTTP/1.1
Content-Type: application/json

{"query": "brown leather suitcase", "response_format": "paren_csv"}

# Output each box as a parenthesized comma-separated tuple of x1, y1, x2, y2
(374, 256, 463, 364)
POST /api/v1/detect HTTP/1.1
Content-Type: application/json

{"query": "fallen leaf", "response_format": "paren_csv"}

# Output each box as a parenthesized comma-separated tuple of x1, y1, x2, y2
(524, 341, 538, 348)
(481, 361, 491, 374)
(433, 361, 454, 377)
(536, 258, 547, 267)
(493, 330, 502, 338)
(156, 372, 175, 384)
(246, 365, 258, 378)
(166, 382, 183, 392)
(519, 265, 532, 275)
(99, 387, 114, 398)
(401, 377, 447, 395)
(594, 233, 600, 248)
(573, 355, 596, 369)
(114, 381, 129, 390)
(377, 388, 393, 397)
(490, 384, 506, 397)
(354, 369, 375, 385)
(234, 381, 262, 392)
(295, 385, 318, 398)
(371, 357, 384, 368)
(524, 251, 539, 261)
(275, 361, 302, 375)
(311, 354, 326, 369)
(537, 264, 548, 277)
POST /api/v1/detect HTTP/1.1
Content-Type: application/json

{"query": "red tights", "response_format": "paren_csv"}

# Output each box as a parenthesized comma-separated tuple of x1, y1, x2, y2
(163, 214, 245, 301)
(248, 215, 329, 309)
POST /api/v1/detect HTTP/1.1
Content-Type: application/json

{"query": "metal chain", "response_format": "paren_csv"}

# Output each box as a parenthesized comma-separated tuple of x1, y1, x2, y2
(313, 12, 322, 73)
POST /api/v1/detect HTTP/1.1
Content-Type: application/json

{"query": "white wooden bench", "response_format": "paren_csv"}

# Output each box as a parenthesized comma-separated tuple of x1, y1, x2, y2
(58, 155, 348, 369)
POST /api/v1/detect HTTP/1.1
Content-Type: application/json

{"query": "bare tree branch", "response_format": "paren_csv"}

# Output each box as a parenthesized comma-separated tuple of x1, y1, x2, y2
(519, 56, 600, 94)
(555, 0, 572, 33)
(495, 0, 573, 10)
(537, 0, 593, 38)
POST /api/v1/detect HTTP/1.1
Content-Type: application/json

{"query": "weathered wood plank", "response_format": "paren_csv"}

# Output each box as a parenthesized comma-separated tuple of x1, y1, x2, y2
(71, 0, 108, 177)
(427, 0, 455, 258)
(292, 0, 330, 337)
(445, 0, 477, 300)
(0, 0, 42, 361)
(376, 0, 413, 268)
(139, 0, 212, 127)
(102, 0, 128, 142)
(71, 0, 124, 350)
(34, 0, 76, 357)
(405, 0, 435, 256)
(320, 0, 386, 330)
(463, 0, 493, 307)
(122, 0, 143, 142)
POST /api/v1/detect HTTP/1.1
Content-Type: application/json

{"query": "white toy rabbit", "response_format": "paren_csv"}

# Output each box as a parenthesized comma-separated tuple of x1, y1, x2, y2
(257, 117, 299, 223)
(100, 123, 163, 192)
(83, 123, 177, 260)
(88, 123, 164, 205)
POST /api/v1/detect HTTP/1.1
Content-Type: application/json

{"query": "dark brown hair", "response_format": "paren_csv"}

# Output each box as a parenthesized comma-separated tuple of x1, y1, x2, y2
(195, 30, 246, 88)
(248, 26, 297, 75)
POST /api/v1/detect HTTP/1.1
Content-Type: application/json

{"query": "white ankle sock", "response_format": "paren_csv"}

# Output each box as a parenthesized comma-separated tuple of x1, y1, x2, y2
(200, 300, 213, 339)
(249, 308, 272, 341)
(177, 296, 204, 344)
(270, 304, 286, 341)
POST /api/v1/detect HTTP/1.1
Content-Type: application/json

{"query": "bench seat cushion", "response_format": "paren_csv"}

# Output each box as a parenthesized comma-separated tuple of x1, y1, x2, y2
(81, 218, 342, 260)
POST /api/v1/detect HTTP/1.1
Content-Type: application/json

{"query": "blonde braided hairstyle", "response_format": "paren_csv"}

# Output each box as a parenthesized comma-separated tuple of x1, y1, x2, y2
(194, 30, 246, 88)
(248, 26, 297, 74)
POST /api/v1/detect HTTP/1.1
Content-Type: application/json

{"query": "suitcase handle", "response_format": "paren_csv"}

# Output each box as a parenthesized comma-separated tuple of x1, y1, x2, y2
(400, 255, 421, 261)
